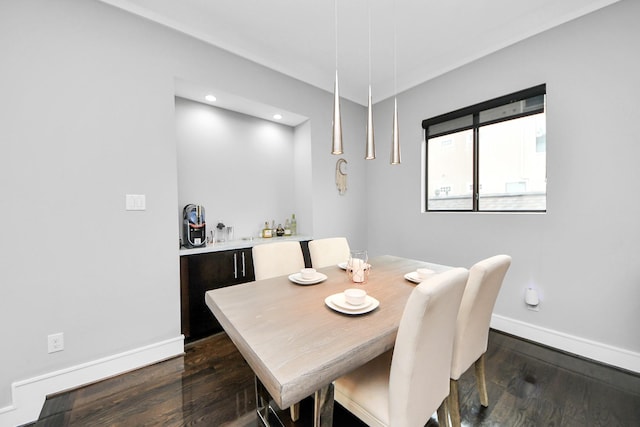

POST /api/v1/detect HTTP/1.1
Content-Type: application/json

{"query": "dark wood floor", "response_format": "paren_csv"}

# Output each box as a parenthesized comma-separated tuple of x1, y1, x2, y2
(32, 330, 640, 426)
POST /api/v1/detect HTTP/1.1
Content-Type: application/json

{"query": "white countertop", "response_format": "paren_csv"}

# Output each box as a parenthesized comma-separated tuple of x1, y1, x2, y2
(179, 235, 313, 256)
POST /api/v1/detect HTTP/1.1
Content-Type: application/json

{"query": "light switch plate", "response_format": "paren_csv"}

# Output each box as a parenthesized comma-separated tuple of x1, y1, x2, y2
(125, 194, 146, 211)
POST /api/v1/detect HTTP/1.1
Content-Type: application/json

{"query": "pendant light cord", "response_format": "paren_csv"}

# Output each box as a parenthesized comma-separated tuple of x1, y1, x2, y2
(335, 0, 338, 71)
(393, 0, 397, 96)
(368, 0, 372, 86)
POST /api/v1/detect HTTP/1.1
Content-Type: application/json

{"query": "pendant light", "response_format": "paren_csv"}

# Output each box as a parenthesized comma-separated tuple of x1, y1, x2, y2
(390, 0, 401, 164)
(366, 85, 375, 159)
(331, 0, 343, 155)
(391, 98, 400, 164)
(365, 0, 376, 160)
(332, 70, 343, 155)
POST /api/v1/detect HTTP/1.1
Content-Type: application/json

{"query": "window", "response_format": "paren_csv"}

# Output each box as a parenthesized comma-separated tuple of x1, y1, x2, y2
(422, 84, 546, 212)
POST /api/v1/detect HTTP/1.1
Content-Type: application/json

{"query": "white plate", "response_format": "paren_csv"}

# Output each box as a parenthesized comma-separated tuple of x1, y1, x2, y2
(404, 272, 429, 284)
(330, 293, 373, 310)
(288, 272, 328, 285)
(338, 262, 371, 270)
(325, 293, 379, 315)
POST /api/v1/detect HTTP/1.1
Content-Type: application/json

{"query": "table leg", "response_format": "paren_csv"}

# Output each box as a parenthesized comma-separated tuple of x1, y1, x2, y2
(313, 383, 334, 427)
(255, 376, 334, 427)
(255, 377, 284, 427)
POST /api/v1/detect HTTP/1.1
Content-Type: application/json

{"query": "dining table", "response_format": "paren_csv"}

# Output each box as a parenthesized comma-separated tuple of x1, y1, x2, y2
(205, 255, 453, 426)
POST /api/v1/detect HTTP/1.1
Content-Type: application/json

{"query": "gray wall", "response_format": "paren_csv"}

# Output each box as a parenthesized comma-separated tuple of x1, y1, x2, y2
(368, 0, 640, 361)
(0, 0, 367, 411)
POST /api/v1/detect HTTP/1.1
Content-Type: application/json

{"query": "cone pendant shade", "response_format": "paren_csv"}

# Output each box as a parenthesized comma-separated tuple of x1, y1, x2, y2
(391, 97, 401, 164)
(331, 70, 343, 155)
(365, 85, 375, 160)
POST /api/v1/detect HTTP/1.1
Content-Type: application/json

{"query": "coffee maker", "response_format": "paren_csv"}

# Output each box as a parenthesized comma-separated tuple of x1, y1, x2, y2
(183, 204, 206, 248)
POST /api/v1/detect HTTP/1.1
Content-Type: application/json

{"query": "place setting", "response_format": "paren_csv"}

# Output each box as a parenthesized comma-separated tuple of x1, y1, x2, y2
(325, 288, 379, 315)
(288, 267, 328, 285)
(404, 267, 436, 284)
(326, 249, 379, 314)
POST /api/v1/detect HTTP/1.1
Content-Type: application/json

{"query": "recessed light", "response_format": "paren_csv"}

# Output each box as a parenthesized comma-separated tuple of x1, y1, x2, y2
(273, 114, 283, 120)
(205, 94, 217, 102)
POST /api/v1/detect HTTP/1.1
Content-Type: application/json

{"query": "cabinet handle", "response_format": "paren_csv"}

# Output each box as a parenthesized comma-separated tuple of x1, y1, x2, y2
(241, 252, 246, 277)
(233, 252, 238, 279)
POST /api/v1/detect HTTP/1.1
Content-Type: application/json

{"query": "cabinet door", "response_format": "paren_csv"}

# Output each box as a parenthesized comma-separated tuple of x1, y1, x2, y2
(235, 248, 255, 283)
(187, 251, 236, 340)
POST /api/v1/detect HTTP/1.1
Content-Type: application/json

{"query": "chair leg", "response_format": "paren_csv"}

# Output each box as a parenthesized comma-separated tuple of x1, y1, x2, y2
(437, 397, 450, 427)
(448, 379, 461, 427)
(290, 402, 300, 422)
(474, 353, 489, 407)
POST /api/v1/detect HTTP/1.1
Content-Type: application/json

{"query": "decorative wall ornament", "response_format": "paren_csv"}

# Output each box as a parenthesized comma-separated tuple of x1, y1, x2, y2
(335, 158, 347, 195)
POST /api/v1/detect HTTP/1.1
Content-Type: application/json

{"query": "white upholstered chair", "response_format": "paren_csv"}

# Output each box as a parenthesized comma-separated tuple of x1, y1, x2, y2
(448, 255, 512, 427)
(252, 241, 305, 281)
(251, 240, 306, 420)
(308, 237, 351, 268)
(334, 267, 469, 427)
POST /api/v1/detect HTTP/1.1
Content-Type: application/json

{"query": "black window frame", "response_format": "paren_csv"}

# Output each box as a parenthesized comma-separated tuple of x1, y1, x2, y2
(422, 84, 547, 213)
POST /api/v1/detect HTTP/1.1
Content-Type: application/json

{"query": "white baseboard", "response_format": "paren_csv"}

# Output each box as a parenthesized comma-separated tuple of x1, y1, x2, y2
(491, 314, 640, 374)
(0, 335, 184, 427)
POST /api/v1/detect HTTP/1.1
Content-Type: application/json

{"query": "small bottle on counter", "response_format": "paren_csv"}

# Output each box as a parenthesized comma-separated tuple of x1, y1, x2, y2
(262, 221, 273, 238)
(276, 224, 285, 237)
(291, 214, 297, 235)
(284, 219, 291, 236)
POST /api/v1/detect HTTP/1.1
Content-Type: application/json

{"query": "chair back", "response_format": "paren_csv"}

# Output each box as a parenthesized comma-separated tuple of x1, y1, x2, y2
(252, 241, 305, 281)
(308, 237, 351, 268)
(389, 267, 468, 427)
(450, 254, 512, 379)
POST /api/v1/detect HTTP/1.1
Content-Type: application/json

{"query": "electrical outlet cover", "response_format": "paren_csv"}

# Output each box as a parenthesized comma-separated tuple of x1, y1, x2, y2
(48, 333, 64, 353)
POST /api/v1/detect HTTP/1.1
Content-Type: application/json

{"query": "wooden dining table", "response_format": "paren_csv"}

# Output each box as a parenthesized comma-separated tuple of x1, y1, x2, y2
(205, 255, 453, 426)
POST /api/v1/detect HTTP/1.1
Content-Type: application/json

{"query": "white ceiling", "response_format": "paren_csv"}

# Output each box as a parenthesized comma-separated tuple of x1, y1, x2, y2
(100, 0, 618, 111)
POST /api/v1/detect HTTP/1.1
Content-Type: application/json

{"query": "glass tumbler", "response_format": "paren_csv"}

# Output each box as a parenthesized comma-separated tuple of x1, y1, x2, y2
(347, 250, 369, 283)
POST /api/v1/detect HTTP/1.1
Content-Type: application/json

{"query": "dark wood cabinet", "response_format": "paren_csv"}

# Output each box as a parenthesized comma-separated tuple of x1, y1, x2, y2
(180, 240, 310, 342)
(180, 248, 254, 341)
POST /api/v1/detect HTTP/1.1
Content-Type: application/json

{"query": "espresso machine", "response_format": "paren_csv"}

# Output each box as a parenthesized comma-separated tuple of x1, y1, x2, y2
(182, 204, 206, 248)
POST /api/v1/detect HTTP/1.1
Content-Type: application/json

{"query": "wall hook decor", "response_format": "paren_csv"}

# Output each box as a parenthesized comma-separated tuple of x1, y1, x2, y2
(335, 158, 347, 195)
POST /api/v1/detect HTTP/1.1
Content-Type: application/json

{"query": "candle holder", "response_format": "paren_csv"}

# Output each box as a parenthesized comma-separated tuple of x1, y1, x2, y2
(347, 250, 369, 283)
